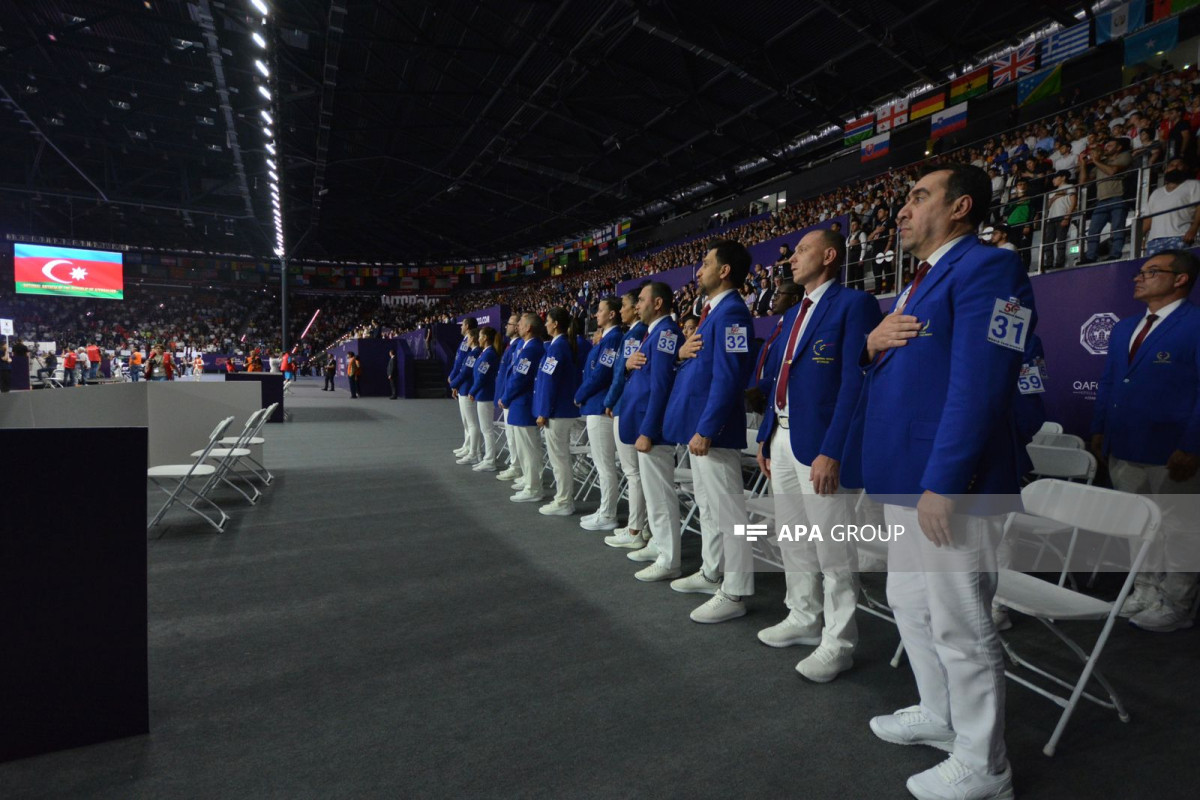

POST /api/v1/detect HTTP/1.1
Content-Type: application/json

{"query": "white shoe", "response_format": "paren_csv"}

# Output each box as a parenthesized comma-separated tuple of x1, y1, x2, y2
(497, 468, 521, 481)
(539, 500, 576, 516)
(670, 569, 720, 595)
(869, 706, 956, 752)
(635, 564, 680, 582)
(472, 461, 497, 472)
(690, 590, 746, 623)
(1118, 585, 1159, 618)
(579, 512, 599, 526)
(453, 447, 468, 456)
(510, 490, 544, 503)
(627, 542, 659, 562)
(796, 646, 853, 683)
(906, 755, 1014, 800)
(580, 515, 619, 531)
(991, 605, 1012, 632)
(456, 455, 477, 465)
(604, 529, 646, 549)
(1130, 601, 1196, 632)
(757, 616, 822, 648)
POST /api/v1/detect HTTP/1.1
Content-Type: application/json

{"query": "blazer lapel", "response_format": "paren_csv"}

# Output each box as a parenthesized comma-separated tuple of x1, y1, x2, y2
(901, 236, 973, 315)
(795, 282, 839, 357)
(1129, 303, 1190, 372)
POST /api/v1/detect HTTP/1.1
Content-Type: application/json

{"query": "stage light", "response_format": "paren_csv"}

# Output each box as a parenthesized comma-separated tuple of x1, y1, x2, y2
(251, 0, 269, 15)
(261, 110, 273, 124)
(255, 60, 269, 77)
(263, 126, 273, 138)
(252, 32, 267, 49)
(257, 85, 271, 100)
(266, 157, 276, 169)
(265, 142, 276, 154)
(268, 170, 278, 180)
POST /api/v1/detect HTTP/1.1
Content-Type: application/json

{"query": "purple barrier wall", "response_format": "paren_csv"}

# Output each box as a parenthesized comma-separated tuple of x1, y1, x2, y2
(328, 338, 395, 396)
(398, 330, 428, 360)
(454, 304, 508, 329)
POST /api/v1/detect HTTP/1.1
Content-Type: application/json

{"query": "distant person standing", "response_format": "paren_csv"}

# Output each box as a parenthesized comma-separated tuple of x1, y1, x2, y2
(347, 352, 361, 398)
(62, 348, 77, 387)
(76, 346, 90, 385)
(323, 355, 336, 391)
(130, 348, 143, 382)
(0, 343, 11, 393)
(193, 354, 205, 380)
(386, 350, 399, 399)
(86, 342, 101, 381)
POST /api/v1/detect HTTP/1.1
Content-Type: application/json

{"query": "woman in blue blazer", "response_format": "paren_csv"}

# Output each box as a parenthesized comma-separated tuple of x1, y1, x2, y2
(534, 307, 581, 516)
(454, 329, 483, 465)
(469, 326, 502, 472)
(575, 297, 627, 529)
(500, 313, 547, 502)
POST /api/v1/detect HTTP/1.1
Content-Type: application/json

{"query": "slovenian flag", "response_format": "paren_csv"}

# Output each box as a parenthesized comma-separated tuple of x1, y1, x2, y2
(843, 114, 875, 145)
(930, 102, 968, 138)
(860, 132, 890, 162)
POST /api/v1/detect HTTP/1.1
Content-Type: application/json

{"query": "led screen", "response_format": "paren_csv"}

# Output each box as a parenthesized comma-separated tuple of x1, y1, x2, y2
(14, 243, 124, 300)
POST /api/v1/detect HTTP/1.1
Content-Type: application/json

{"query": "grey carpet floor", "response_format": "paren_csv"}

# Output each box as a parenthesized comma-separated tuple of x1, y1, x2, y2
(2, 377, 1198, 798)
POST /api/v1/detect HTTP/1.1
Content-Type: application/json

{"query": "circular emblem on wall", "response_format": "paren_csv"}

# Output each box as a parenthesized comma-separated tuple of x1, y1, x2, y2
(1080, 312, 1120, 355)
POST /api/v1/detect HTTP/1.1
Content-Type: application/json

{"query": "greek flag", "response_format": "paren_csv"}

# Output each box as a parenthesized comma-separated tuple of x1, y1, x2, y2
(1041, 21, 1091, 66)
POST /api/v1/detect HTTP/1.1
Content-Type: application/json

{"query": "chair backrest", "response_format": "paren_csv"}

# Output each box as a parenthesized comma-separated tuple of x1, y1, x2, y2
(233, 408, 268, 448)
(1021, 479, 1160, 542)
(1031, 432, 1086, 449)
(207, 416, 236, 445)
(1037, 421, 1064, 436)
(1026, 444, 1097, 483)
(251, 403, 277, 438)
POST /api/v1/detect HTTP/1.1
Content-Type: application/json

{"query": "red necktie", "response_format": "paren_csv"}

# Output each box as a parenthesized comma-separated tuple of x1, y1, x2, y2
(698, 303, 711, 327)
(755, 319, 784, 382)
(774, 297, 813, 411)
(1128, 313, 1158, 363)
(896, 261, 931, 314)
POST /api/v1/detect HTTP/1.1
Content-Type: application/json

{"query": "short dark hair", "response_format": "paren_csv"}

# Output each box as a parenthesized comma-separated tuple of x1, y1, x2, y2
(707, 238, 751, 287)
(645, 281, 674, 314)
(1157, 249, 1200, 294)
(919, 163, 992, 227)
(462, 317, 478, 330)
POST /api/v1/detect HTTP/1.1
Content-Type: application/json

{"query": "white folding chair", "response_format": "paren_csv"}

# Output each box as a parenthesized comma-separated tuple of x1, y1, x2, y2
(1006, 445, 1099, 578)
(1031, 431, 1086, 449)
(996, 479, 1161, 756)
(147, 416, 234, 533)
(195, 408, 267, 506)
(219, 402, 277, 486)
(1036, 421, 1064, 436)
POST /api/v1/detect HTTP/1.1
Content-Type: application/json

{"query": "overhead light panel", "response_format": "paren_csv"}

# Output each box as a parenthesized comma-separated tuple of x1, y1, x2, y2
(263, 126, 273, 138)
(252, 32, 267, 49)
(265, 142, 276, 154)
(261, 110, 273, 124)
(266, 158, 276, 169)
(251, 1, 269, 15)
(255, 60, 269, 77)
(268, 170, 278, 180)
(257, 85, 271, 100)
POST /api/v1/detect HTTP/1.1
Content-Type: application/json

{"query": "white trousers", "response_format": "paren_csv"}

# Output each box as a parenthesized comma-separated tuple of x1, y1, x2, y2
(503, 408, 520, 472)
(476, 402, 497, 466)
(456, 394, 473, 450)
(545, 418, 574, 504)
(639, 445, 681, 570)
(1109, 456, 1200, 610)
(586, 415, 621, 519)
(613, 416, 648, 532)
(461, 397, 483, 458)
(511, 425, 544, 494)
(769, 427, 858, 651)
(885, 504, 1006, 774)
(691, 446, 754, 596)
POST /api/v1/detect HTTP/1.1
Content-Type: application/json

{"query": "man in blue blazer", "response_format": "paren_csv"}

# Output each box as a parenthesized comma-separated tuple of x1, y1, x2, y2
(660, 239, 757, 623)
(496, 314, 524, 482)
(500, 314, 547, 503)
(575, 298, 625, 531)
(856, 165, 1031, 800)
(449, 317, 478, 458)
(755, 229, 882, 682)
(604, 291, 651, 551)
(619, 282, 683, 582)
(1091, 249, 1200, 632)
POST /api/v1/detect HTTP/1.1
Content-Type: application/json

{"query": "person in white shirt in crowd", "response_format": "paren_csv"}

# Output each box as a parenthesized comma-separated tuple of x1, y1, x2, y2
(1143, 158, 1200, 256)
(1050, 141, 1078, 179)
(988, 225, 1019, 253)
(1042, 170, 1077, 270)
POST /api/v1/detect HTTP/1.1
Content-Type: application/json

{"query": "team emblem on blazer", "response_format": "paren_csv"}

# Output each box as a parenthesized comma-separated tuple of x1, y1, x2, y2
(811, 339, 835, 365)
(1079, 312, 1119, 355)
(1154, 351, 1172, 364)
(917, 319, 933, 337)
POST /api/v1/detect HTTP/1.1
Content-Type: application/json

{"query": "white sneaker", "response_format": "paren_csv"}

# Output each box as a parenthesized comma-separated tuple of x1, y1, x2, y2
(604, 529, 646, 549)
(580, 515, 619, 531)
(579, 512, 599, 526)
(539, 500, 576, 516)
(757, 616, 822, 648)
(869, 706, 956, 752)
(1130, 601, 1196, 632)
(1118, 585, 1159, 618)
(453, 446, 468, 456)
(670, 569, 720, 595)
(991, 605, 1012, 632)
(627, 542, 660, 562)
(510, 490, 544, 503)
(906, 755, 1014, 800)
(497, 467, 521, 481)
(472, 461, 497, 472)
(635, 563, 680, 582)
(796, 646, 853, 683)
(690, 590, 747, 623)
(456, 455, 478, 465)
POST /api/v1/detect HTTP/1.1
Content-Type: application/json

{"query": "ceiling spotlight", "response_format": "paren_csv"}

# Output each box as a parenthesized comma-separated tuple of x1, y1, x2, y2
(251, 0, 269, 15)
(252, 32, 267, 49)
(266, 158, 276, 169)
(265, 142, 276, 154)
(257, 85, 271, 100)
(260, 109, 273, 124)
(255, 60, 269, 77)
(263, 126, 273, 138)
(268, 170, 278, 181)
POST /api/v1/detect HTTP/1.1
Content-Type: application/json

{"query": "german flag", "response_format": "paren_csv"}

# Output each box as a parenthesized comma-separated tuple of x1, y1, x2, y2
(950, 66, 989, 102)
(910, 88, 946, 121)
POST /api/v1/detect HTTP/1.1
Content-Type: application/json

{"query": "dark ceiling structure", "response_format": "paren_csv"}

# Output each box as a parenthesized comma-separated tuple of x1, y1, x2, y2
(0, 0, 1089, 262)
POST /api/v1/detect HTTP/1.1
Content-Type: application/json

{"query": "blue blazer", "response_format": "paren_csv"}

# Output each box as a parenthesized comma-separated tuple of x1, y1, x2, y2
(663, 293, 755, 449)
(575, 326, 624, 416)
(618, 317, 682, 445)
(758, 282, 883, 465)
(470, 346, 499, 402)
(501, 338, 544, 426)
(533, 335, 580, 419)
(1092, 302, 1200, 464)
(454, 347, 481, 393)
(846, 237, 1035, 501)
(495, 336, 520, 404)
(575, 335, 593, 385)
(447, 336, 470, 384)
(605, 322, 646, 416)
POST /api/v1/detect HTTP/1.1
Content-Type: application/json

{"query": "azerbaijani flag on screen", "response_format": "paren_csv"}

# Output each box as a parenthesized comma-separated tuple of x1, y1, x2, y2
(14, 243, 124, 299)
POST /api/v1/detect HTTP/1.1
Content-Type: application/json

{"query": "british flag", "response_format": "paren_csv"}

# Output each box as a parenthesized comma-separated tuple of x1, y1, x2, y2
(992, 44, 1038, 87)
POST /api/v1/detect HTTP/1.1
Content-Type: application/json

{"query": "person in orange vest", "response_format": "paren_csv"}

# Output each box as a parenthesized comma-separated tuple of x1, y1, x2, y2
(86, 342, 101, 381)
(280, 350, 292, 381)
(193, 354, 204, 380)
(347, 352, 361, 398)
(130, 348, 144, 382)
(62, 347, 77, 387)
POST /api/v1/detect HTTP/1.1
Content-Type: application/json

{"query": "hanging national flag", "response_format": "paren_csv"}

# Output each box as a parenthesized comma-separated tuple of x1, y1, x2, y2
(909, 89, 946, 121)
(1017, 64, 1063, 107)
(618, 219, 632, 234)
(1125, 17, 1179, 64)
(617, 235, 628, 249)
(992, 44, 1038, 87)
(843, 114, 875, 145)
(1096, 0, 1146, 43)
(875, 99, 909, 132)
(930, 101, 968, 138)
(1041, 21, 1091, 66)
(860, 131, 890, 162)
(1154, 0, 1200, 21)
(950, 66, 989, 102)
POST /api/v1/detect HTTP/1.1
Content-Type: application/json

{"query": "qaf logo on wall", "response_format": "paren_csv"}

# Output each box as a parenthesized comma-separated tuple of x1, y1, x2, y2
(1080, 312, 1120, 355)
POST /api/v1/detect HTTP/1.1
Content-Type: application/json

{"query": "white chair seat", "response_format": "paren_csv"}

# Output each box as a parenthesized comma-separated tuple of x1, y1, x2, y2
(1006, 512, 1073, 537)
(148, 464, 217, 478)
(220, 436, 264, 446)
(996, 569, 1112, 620)
(194, 447, 251, 458)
